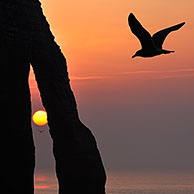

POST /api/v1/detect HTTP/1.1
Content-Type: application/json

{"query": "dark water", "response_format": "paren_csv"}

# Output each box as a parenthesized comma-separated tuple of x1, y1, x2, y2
(34, 171, 194, 194)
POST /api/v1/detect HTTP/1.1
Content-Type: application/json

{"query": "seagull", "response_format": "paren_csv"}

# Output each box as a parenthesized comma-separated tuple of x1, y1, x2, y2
(128, 13, 185, 58)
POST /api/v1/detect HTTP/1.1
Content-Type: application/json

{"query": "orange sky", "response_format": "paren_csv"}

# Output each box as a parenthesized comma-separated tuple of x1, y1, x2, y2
(31, 0, 194, 172)
(30, 0, 194, 98)
(30, 0, 194, 110)
(37, 0, 194, 75)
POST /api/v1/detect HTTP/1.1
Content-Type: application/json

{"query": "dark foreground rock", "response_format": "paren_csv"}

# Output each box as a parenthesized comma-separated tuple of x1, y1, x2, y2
(0, 0, 106, 193)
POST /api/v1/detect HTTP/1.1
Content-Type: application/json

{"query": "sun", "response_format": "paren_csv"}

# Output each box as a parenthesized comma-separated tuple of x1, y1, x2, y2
(32, 110, 48, 126)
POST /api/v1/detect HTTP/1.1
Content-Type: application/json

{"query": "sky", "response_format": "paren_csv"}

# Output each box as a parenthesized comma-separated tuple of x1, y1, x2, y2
(30, 0, 194, 173)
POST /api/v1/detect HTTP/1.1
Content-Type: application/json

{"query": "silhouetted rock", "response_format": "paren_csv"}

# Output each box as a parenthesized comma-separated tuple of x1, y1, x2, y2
(1, 0, 106, 193)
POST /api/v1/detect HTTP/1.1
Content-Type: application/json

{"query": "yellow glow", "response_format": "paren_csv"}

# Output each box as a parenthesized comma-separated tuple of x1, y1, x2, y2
(32, 110, 48, 126)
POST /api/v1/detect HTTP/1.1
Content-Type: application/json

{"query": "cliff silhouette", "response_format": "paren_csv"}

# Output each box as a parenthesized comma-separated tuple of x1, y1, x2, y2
(1, 0, 106, 193)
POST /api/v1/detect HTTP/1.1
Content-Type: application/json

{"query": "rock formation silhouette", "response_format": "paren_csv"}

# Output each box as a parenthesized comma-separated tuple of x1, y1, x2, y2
(1, 0, 106, 193)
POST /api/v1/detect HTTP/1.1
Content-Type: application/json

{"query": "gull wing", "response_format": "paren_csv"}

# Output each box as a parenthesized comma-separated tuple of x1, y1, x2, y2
(128, 13, 156, 50)
(152, 22, 185, 49)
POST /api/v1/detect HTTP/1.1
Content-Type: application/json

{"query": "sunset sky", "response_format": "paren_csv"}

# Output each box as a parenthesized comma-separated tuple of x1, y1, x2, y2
(30, 0, 194, 173)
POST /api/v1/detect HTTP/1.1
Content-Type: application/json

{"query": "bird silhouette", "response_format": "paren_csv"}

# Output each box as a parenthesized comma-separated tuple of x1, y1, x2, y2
(128, 13, 185, 58)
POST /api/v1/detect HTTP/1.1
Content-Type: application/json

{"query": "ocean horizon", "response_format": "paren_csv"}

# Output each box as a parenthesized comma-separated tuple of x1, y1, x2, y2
(34, 170, 194, 194)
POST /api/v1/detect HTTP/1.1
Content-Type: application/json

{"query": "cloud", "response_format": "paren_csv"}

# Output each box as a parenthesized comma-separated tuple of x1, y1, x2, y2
(70, 75, 103, 80)
(29, 68, 194, 89)
(70, 68, 194, 81)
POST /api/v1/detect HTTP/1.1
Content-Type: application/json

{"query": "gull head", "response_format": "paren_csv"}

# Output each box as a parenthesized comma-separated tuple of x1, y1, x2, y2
(132, 50, 142, 58)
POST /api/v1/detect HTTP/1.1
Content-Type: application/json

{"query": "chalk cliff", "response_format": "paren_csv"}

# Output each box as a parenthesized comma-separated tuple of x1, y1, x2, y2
(1, 0, 106, 193)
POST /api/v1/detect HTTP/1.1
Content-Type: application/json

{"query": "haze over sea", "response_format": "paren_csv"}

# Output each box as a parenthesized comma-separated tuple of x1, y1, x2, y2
(34, 170, 194, 194)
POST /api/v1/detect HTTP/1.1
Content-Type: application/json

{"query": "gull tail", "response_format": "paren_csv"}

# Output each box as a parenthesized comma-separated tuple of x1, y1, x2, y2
(163, 50, 175, 54)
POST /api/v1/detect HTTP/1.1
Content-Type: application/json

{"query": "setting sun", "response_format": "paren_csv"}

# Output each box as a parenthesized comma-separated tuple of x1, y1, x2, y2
(32, 110, 48, 126)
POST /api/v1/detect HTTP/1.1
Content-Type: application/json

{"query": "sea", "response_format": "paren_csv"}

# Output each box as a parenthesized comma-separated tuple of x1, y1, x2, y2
(34, 171, 194, 194)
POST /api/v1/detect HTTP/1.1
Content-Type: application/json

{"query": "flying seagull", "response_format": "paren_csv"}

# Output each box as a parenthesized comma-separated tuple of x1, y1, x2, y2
(128, 13, 185, 58)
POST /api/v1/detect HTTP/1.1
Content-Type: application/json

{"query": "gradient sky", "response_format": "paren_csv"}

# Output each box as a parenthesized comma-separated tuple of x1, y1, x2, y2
(30, 0, 194, 173)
